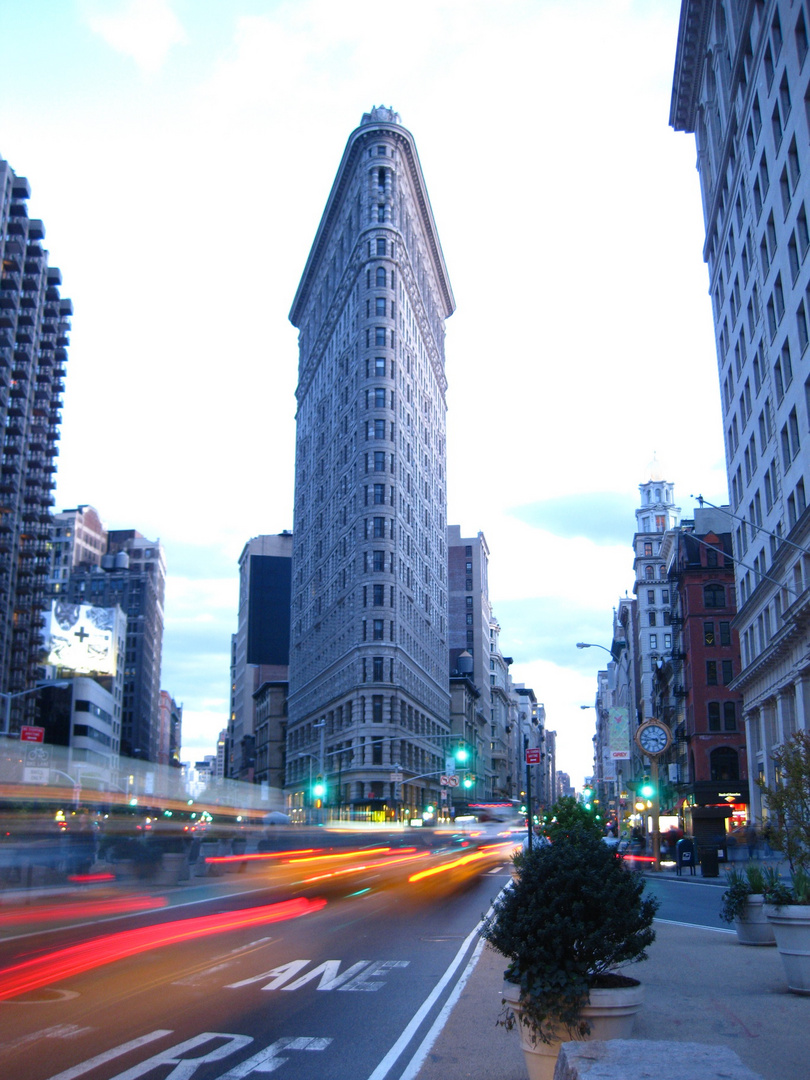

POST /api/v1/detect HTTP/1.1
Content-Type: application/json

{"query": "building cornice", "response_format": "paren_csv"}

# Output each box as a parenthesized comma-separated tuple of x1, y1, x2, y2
(669, 0, 713, 133)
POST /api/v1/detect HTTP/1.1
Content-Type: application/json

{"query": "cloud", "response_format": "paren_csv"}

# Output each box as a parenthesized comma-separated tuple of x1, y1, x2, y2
(83, 0, 186, 73)
(508, 493, 639, 546)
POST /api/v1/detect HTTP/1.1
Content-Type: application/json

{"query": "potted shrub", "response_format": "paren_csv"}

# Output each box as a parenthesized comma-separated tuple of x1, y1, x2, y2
(480, 815, 658, 1080)
(719, 863, 775, 945)
(757, 731, 810, 993)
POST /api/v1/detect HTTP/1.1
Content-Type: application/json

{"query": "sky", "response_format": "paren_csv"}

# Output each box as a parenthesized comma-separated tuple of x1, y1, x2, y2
(0, 0, 728, 787)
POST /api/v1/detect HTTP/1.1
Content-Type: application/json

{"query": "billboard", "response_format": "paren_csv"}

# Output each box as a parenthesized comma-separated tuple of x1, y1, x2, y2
(608, 706, 631, 760)
(46, 601, 123, 676)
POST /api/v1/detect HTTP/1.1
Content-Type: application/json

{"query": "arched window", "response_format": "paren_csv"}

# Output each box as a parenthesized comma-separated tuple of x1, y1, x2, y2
(376, 267, 386, 287)
(645, 566, 654, 580)
(704, 584, 725, 607)
(710, 747, 739, 781)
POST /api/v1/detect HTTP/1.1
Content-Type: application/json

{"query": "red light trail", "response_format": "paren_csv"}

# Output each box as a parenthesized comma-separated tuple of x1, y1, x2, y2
(0, 897, 326, 1001)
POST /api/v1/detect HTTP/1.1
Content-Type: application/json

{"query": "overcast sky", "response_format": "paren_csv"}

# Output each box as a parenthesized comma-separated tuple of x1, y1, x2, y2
(0, 0, 726, 787)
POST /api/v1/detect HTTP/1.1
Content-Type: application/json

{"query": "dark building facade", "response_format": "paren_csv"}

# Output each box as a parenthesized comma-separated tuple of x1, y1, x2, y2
(0, 154, 70, 727)
(228, 533, 292, 783)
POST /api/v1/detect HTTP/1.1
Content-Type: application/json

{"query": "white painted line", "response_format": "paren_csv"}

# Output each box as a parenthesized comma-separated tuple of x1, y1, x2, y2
(398, 934, 487, 1080)
(43, 1030, 173, 1080)
(654, 917, 735, 934)
(364, 896, 499, 1080)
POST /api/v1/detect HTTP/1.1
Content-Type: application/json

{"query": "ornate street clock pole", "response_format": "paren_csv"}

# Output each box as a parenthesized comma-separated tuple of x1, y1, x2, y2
(635, 719, 672, 870)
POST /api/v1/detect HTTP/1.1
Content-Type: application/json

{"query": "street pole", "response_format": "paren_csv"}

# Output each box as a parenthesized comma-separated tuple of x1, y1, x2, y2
(526, 760, 532, 852)
(651, 757, 661, 871)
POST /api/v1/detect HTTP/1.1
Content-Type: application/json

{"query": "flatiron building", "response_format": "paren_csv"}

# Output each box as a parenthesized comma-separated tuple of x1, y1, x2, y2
(286, 107, 455, 818)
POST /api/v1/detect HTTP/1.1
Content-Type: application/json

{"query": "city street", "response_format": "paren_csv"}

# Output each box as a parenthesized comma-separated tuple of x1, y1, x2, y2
(0, 843, 514, 1080)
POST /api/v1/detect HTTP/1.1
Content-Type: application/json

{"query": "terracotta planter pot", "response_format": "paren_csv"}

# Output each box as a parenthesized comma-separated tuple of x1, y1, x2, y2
(733, 894, 776, 946)
(502, 977, 644, 1080)
(765, 904, 810, 993)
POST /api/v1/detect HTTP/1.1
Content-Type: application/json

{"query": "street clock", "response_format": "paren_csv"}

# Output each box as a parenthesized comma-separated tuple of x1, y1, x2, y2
(635, 719, 672, 757)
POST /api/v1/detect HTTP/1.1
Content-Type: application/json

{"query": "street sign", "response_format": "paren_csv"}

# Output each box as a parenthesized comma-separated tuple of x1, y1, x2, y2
(441, 774, 459, 787)
(20, 725, 45, 743)
(389, 772, 402, 782)
(23, 767, 48, 784)
(25, 744, 50, 768)
(525, 748, 541, 764)
(444, 757, 456, 776)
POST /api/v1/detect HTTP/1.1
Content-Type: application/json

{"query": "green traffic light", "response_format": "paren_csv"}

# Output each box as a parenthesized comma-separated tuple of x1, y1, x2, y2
(313, 775, 326, 798)
(454, 744, 469, 763)
(640, 778, 655, 798)
(463, 774, 474, 788)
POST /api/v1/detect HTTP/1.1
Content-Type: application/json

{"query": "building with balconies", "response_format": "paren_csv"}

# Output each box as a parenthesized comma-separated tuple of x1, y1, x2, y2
(0, 154, 70, 728)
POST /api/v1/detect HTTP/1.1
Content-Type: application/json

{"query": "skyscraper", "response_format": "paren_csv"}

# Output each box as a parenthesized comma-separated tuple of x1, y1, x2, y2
(0, 154, 70, 727)
(56, 526, 165, 761)
(671, 1, 810, 817)
(228, 532, 292, 782)
(286, 107, 454, 820)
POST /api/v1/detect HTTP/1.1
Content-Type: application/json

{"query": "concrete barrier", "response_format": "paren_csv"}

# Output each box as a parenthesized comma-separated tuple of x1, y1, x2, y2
(554, 1040, 764, 1080)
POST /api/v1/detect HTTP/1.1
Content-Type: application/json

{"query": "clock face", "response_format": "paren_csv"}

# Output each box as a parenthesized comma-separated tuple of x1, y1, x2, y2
(639, 723, 669, 755)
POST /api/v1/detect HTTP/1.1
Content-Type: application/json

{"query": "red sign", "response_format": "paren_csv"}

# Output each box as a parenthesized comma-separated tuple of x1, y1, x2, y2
(20, 726, 45, 743)
(525, 748, 541, 765)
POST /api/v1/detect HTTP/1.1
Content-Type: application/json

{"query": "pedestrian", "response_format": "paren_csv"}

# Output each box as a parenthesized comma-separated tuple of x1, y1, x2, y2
(745, 822, 758, 860)
(522, 824, 550, 853)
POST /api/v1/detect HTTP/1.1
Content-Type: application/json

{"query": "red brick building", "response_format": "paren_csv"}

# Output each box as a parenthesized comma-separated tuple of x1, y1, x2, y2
(654, 509, 748, 824)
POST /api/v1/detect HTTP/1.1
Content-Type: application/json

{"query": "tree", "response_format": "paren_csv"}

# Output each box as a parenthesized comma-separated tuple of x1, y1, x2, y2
(757, 731, 810, 877)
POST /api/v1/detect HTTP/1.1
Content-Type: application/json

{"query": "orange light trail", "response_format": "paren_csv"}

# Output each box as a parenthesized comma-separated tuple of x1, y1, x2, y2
(286, 846, 399, 864)
(408, 845, 510, 883)
(301, 849, 431, 883)
(0, 897, 326, 1001)
(0, 894, 168, 926)
(203, 848, 317, 864)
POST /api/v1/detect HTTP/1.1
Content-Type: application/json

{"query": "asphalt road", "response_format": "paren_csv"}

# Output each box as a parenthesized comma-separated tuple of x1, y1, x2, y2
(643, 871, 730, 930)
(0, 849, 514, 1080)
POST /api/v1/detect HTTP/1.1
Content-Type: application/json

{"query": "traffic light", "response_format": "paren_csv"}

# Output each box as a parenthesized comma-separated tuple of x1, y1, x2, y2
(463, 773, 474, 789)
(454, 743, 470, 764)
(582, 786, 593, 810)
(313, 775, 326, 799)
(640, 777, 655, 799)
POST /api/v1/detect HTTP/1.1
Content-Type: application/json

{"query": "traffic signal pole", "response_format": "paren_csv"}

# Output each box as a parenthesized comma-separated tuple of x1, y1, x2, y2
(526, 760, 532, 853)
(651, 757, 661, 871)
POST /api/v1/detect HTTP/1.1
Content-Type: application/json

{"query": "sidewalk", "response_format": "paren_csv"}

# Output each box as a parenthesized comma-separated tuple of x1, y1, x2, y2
(412, 864, 805, 1080)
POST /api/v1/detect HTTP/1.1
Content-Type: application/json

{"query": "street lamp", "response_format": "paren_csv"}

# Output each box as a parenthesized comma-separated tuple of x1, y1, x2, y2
(576, 642, 618, 661)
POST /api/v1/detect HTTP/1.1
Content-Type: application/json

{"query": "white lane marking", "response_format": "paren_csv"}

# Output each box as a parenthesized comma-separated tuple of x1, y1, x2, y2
(227, 958, 409, 992)
(107, 1032, 252, 1080)
(173, 937, 276, 986)
(43, 1030, 173, 1080)
(0, 1024, 92, 1053)
(654, 917, 735, 934)
(281, 960, 371, 991)
(363, 914, 489, 1080)
(214, 1037, 332, 1078)
(227, 960, 310, 990)
(398, 934, 487, 1080)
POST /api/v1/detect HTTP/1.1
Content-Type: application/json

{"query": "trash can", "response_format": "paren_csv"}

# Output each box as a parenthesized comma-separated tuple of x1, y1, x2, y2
(676, 838, 697, 876)
(699, 846, 719, 878)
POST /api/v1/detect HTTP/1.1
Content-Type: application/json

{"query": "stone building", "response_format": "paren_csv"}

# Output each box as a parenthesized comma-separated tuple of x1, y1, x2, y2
(286, 107, 454, 821)
(671, 0, 810, 818)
